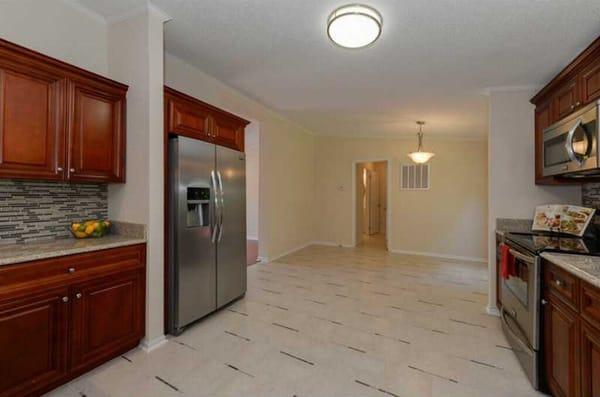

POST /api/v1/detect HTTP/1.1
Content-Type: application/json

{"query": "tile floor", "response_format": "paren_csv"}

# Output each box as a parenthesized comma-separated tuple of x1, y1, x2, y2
(46, 244, 545, 397)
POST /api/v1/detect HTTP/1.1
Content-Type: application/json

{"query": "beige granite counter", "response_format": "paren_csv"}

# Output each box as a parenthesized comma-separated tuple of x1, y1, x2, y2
(541, 252, 600, 289)
(0, 221, 146, 266)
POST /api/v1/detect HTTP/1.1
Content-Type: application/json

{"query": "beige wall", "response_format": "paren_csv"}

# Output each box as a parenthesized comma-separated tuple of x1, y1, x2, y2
(245, 124, 260, 240)
(107, 6, 168, 349)
(0, 0, 107, 75)
(487, 89, 581, 312)
(164, 54, 316, 261)
(314, 137, 488, 261)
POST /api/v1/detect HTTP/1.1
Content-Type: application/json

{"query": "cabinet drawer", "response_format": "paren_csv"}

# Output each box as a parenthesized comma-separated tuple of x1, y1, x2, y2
(581, 282, 600, 331)
(545, 263, 580, 311)
(0, 244, 145, 296)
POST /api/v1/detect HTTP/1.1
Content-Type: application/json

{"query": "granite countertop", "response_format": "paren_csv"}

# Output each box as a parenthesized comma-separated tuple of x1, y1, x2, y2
(0, 221, 146, 266)
(541, 252, 600, 289)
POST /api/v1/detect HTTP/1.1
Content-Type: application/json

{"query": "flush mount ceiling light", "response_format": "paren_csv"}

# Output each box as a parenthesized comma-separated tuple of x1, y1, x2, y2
(327, 4, 383, 49)
(408, 121, 435, 164)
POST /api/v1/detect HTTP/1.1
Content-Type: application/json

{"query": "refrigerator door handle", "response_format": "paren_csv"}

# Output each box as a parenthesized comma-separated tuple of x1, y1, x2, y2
(217, 170, 225, 242)
(210, 170, 219, 243)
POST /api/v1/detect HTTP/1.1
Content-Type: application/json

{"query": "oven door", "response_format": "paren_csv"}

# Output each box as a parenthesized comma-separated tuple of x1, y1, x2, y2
(501, 307, 539, 389)
(543, 102, 598, 177)
(500, 244, 540, 350)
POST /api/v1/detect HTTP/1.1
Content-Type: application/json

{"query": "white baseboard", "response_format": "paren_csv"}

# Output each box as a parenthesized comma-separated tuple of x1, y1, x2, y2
(262, 241, 313, 263)
(389, 248, 487, 264)
(311, 241, 355, 248)
(140, 335, 168, 353)
(247, 236, 258, 241)
(486, 305, 500, 317)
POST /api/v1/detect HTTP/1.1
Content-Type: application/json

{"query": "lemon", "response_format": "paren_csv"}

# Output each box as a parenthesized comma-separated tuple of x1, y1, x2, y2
(71, 223, 80, 231)
(74, 231, 87, 238)
(85, 224, 95, 235)
(92, 222, 99, 230)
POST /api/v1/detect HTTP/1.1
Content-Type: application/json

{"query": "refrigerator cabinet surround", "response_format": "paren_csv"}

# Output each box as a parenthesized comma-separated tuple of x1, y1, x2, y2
(168, 136, 247, 335)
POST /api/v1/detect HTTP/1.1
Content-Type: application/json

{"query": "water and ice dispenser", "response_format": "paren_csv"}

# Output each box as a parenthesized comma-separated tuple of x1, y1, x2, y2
(186, 187, 210, 227)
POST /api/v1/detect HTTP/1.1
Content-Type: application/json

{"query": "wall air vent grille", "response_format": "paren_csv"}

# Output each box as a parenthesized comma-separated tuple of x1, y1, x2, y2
(400, 164, 430, 190)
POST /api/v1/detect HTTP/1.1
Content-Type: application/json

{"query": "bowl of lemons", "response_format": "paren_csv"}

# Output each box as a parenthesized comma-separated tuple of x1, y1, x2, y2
(70, 219, 111, 239)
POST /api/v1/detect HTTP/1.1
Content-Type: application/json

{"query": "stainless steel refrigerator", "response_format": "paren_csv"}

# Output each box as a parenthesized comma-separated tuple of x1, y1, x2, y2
(168, 136, 247, 335)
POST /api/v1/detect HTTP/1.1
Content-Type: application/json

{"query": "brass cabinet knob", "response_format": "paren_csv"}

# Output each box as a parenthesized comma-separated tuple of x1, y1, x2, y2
(68, 267, 76, 273)
(62, 296, 69, 303)
(75, 293, 82, 299)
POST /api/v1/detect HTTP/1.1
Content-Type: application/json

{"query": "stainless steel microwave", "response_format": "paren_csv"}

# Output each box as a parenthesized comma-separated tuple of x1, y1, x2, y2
(543, 100, 599, 178)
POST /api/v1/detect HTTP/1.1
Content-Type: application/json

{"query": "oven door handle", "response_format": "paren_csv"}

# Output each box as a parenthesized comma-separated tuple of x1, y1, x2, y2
(508, 248, 535, 265)
(501, 307, 534, 354)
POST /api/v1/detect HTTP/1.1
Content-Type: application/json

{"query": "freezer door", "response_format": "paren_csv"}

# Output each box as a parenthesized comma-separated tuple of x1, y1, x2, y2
(216, 145, 247, 307)
(170, 136, 217, 332)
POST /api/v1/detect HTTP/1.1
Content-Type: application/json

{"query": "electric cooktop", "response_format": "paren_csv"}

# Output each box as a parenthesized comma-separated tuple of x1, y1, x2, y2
(505, 231, 600, 256)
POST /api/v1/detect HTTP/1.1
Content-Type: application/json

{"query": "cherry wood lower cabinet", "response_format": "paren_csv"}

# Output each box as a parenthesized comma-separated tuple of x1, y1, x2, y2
(0, 244, 146, 397)
(542, 260, 600, 397)
(543, 295, 581, 397)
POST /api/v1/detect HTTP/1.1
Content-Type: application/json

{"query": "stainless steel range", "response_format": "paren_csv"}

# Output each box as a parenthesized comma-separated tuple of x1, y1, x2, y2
(500, 230, 600, 390)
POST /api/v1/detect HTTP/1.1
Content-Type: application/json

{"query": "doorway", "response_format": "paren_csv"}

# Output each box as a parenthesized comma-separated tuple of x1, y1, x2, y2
(354, 161, 389, 250)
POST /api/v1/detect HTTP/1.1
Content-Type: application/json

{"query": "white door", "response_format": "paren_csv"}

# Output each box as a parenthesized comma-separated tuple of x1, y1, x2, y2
(368, 171, 379, 235)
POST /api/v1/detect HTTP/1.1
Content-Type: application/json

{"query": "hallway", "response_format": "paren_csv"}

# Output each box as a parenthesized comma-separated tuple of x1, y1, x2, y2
(47, 245, 541, 397)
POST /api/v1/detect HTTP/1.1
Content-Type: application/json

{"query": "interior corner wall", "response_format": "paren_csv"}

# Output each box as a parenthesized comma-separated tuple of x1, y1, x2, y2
(107, 7, 166, 347)
(0, 0, 108, 75)
(487, 89, 582, 312)
(314, 136, 488, 261)
(245, 123, 260, 241)
(164, 54, 316, 261)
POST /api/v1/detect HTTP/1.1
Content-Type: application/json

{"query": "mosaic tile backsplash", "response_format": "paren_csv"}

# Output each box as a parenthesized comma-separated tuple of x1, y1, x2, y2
(0, 181, 108, 244)
(582, 183, 600, 224)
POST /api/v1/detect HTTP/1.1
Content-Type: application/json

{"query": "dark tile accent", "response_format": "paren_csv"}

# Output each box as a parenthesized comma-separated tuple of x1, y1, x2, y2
(346, 345, 367, 354)
(0, 180, 108, 243)
(360, 311, 381, 318)
(224, 330, 251, 342)
(450, 318, 487, 328)
(417, 299, 444, 307)
(225, 364, 255, 377)
(470, 359, 501, 369)
(280, 351, 315, 366)
(407, 365, 458, 384)
(272, 322, 299, 332)
(326, 282, 344, 287)
(354, 380, 401, 397)
(374, 332, 411, 344)
(154, 376, 181, 392)
(227, 308, 249, 316)
(173, 340, 198, 351)
(121, 355, 133, 363)
(305, 298, 326, 305)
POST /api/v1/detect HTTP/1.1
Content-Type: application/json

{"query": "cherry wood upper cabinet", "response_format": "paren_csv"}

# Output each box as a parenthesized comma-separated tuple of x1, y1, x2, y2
(164, 86, 249, 152)
(0, 53, 66, 180)
(67, 79, 126, 182)
(554, 79, 580, 120)
(531, 35, 600, 185)
(0, 286, 69, 397)
(0, 38, 128, 183)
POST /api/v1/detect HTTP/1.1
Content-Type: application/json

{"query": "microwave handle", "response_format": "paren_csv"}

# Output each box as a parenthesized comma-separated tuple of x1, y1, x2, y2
(565, 118, 584, 165)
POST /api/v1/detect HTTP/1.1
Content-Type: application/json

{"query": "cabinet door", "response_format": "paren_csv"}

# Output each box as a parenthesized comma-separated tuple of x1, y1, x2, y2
(212, 113, 245, 151)
(581, 60, 600, 106)
(166, 96, 212, 141)
(581, 322, 600, 397)
(544, 296, 581, 397)
(535, 101, 553, 183)
(67, 80, 126, 183)
(554, 79, 580, 119)
(0, 287, 69, 397)
(0, 67, 65, 180)
(70, 269, 144, 373)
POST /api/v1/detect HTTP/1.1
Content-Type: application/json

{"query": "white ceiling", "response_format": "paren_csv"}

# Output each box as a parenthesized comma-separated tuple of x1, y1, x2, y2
(78, 0, 600, 138)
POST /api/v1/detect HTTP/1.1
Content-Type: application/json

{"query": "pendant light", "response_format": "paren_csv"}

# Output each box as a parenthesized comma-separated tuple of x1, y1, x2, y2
(327, 4, 383, 49)
(408, 121, 435, 164)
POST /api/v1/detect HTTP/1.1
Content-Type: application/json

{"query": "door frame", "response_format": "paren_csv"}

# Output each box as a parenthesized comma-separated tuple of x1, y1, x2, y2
(352, 159, 392, 249)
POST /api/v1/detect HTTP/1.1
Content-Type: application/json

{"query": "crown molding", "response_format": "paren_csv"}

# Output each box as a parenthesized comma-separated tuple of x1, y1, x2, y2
(481, 84, 542, 96)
